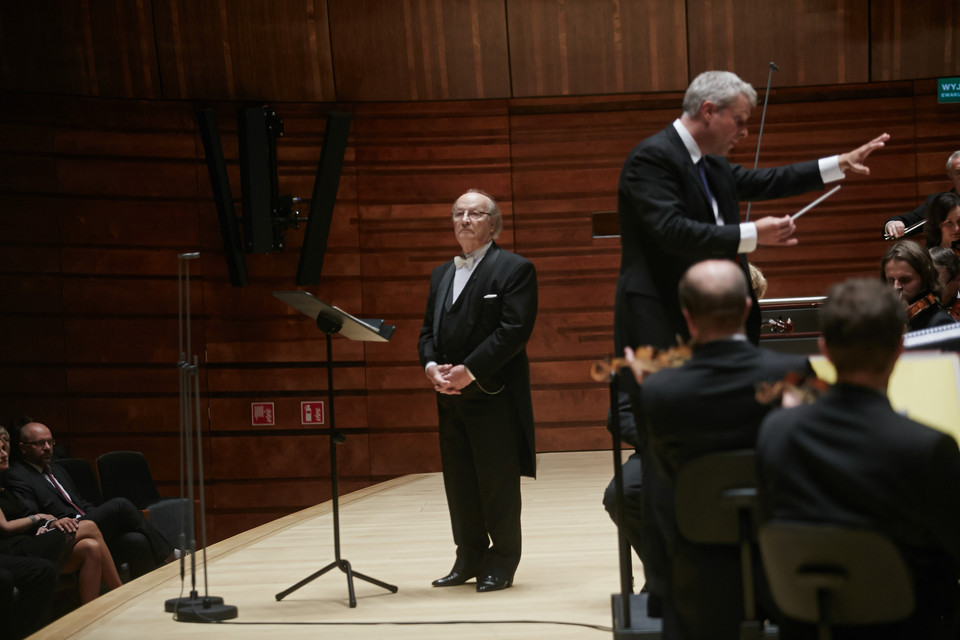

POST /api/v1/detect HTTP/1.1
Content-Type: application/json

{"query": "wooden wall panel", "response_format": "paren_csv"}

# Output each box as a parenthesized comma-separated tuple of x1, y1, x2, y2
(152, 0, 336, 101)
(687, 0, 869, 86)
(0, 1, 160, 98)
(507, 0, 689, 97)
(329, 0, 511, 101)
(872, 0, 960, 82)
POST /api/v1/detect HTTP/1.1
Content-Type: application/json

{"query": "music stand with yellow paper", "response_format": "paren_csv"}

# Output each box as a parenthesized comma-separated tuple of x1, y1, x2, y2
(810, 352, 960, 442)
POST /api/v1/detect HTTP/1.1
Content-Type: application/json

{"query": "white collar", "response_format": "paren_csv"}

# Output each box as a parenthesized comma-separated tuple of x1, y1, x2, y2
(673, 118, 703, 164)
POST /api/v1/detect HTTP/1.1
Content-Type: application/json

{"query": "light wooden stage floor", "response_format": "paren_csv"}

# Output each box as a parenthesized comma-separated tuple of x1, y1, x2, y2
(31, 450, 640, 640)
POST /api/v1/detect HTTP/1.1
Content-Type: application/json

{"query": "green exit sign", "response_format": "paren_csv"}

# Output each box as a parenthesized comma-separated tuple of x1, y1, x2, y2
(939, 77, 960, 103)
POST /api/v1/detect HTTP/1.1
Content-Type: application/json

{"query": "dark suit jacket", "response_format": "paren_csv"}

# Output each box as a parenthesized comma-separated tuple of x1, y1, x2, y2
(4, 460, 94, 517)
(640, 339, 811, 639)
(883, 187, 957, 239)
(615, 124, 824, 350)
(757, 384, 960, 639)
(417, 241, 538, 477)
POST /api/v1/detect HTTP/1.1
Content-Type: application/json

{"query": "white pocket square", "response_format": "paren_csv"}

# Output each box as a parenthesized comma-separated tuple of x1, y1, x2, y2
(483, 294, 498, 299)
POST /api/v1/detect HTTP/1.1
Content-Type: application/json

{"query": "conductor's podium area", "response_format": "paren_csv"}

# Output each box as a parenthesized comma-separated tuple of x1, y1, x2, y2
(760, 297, 960, 442)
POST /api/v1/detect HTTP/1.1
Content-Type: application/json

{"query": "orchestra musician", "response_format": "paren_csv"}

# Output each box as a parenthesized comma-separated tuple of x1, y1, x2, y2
(925, 191, 960, 255)
(880, 241, 956, 331)
(930, 247, 960, 322)
(883, 150, 960, 240)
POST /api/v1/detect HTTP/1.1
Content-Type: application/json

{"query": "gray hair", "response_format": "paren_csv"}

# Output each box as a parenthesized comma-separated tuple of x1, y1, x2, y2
(947, 150, 960, 174)
(682, 71, 758, 118)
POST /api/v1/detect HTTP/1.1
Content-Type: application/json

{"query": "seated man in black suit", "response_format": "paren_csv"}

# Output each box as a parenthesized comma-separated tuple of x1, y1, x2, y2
(757, 278, 960, 639)
(5, 420, 174, 579)
(623, 260, 812, 639)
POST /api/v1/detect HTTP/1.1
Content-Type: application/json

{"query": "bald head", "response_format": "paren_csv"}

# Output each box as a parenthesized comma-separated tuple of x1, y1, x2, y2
(679, 260, 751, 341)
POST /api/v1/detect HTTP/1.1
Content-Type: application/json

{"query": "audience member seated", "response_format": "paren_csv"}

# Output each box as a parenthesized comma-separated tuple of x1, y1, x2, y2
(880, 240, 956, 331)
(757, 278, 960, 639)
(0, 427, 121, 605)
(619, 260, 811, 639)
(4, 420, 175, 580)
(925, 191, 960, 254)
(883, 150, 960, 239)
(0, 554, 56, 640)
(930, 246, 960, 321)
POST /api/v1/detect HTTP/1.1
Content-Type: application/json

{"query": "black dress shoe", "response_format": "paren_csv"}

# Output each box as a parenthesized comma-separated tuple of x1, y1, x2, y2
(476, 575, 513, 592)
(432, 570, 475, 587)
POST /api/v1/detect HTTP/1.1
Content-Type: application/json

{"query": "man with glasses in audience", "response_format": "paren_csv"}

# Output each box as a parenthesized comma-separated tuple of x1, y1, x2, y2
(418, 189, 538, 593)
(5, 419, 175, 579)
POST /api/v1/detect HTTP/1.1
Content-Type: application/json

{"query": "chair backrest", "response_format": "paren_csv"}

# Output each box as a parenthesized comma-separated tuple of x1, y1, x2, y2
(96, 451, 162, 509)
(56, 457, 104, 506)
(674, 449, 757, 544)
(759, 521, 914, 629)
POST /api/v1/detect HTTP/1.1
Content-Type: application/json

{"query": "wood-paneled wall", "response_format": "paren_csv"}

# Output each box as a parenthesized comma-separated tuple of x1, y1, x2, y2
(2, 1, 959, 101)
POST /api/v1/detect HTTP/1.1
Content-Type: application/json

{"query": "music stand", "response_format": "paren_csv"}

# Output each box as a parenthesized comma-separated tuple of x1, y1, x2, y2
(272, 291, 398, 608)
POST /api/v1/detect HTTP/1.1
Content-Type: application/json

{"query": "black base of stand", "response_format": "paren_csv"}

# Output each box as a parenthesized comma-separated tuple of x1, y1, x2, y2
(611, 593, 663, 638)
(164, 592, 224, 613)
(275, 558, 398, 608)
(173, 598, 238, 623)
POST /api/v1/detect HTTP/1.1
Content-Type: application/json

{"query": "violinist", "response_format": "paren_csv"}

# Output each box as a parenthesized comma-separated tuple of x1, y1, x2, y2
(883, 150, 960, 240)
(930, 247, 960, 322)
(880, 240, 956, 331)
(925, 191, 960, 254)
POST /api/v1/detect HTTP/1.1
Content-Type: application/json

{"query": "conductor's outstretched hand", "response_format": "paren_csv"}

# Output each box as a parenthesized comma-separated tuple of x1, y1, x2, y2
(838, 133, 890, 176)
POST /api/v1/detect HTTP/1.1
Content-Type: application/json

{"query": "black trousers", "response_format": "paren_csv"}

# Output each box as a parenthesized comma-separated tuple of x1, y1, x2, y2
(85, 497, 173, 578)
(0, 554, 57, 640)
(437, 386, 522, 580)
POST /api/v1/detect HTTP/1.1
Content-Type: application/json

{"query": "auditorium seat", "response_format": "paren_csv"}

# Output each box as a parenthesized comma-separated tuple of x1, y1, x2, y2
(96, 451, 189, 549)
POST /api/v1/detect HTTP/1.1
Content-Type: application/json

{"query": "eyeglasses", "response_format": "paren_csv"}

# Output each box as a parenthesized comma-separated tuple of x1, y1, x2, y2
(453, 210, 490, 221)
(21, 439, 55, 448)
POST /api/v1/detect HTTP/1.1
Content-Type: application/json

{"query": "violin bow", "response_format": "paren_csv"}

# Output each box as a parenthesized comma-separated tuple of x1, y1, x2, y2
(745, 62, 779, 222)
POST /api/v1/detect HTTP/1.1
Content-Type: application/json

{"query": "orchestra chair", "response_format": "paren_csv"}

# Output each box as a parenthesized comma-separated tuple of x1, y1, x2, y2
(674, 449, 768, 640)
(96, 451, 189, 549)
(56, 457, 104, 507)
(759, 521, 914, 640)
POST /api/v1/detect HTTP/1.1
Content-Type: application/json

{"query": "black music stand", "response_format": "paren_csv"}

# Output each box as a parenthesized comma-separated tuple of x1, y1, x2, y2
(604, 371, 662, 638)
(272, 291, 398, 608)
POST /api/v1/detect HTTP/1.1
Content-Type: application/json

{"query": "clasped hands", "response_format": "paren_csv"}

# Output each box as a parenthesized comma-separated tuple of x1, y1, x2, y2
(756, 132, 890, 248)
(426, 364, 472, 395)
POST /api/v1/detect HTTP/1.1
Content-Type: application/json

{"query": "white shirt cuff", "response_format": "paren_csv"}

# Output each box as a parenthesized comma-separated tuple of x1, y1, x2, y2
(819, 155, 844, 183)
(425, 361, 437, 372)
(738, 222, 758, 253)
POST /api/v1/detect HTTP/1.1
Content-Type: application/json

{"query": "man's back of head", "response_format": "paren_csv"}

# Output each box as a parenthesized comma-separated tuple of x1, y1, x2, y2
(820, 278, 906, 383)
(679, 260, 750, 342)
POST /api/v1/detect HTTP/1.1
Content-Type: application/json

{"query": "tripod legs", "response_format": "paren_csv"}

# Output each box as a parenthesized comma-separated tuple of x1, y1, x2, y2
(274, 559, 398, 608)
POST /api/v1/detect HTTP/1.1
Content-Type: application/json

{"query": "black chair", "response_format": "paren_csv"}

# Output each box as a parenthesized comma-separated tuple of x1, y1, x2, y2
(56, 457, 104, 506)
(674, 449, 765, 640)
(759, 521, 914, 640)
(96, 451, 189, 549)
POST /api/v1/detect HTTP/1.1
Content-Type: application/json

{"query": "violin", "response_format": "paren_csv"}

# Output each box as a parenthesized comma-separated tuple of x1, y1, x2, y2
(755, 371, 829, 407)
(762, 317, 794, 334)
(904, 292, 938, 322)
(590, 343, 693, 382)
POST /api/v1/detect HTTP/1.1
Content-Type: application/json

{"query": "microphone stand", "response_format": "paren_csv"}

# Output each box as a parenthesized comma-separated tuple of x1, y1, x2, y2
(165, 252, 237, 622)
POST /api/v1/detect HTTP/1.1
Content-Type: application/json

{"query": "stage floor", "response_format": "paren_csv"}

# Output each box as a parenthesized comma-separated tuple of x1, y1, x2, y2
(30, 450, 641, 640)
